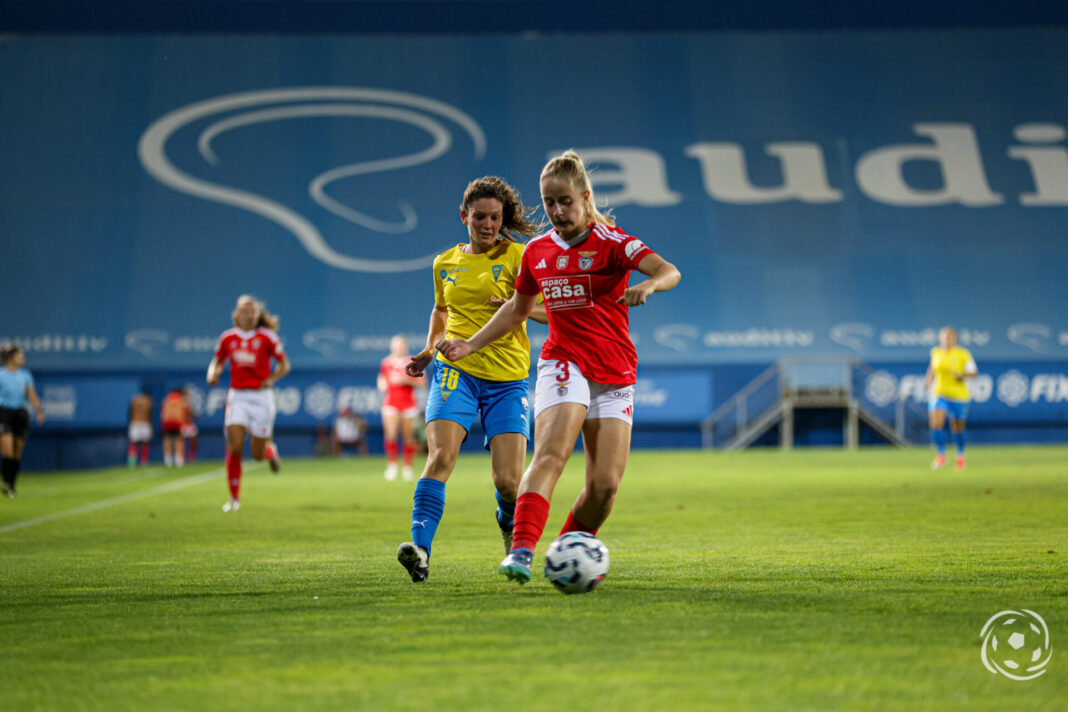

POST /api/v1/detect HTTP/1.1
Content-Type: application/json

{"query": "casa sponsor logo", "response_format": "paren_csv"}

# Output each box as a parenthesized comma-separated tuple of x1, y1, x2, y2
(141, 87, 486, 274)
(979, 609, 1052, 681)
(231, 350, 257, 366)
(1, 334, 108, 355)
(540, 275, 593, 311)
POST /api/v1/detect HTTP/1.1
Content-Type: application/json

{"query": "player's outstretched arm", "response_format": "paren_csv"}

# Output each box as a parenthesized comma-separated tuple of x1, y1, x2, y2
(490, 295, 548, 324)
(617, 254, 681, 306)
(438, 292, 537, 361)
(408, 304, 448, 376)
(206, 357, 222, 386)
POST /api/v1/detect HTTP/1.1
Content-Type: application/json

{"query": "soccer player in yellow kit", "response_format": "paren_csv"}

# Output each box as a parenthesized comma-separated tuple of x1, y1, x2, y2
(924, 326, 978, 471)
(396, 176, 546, 582)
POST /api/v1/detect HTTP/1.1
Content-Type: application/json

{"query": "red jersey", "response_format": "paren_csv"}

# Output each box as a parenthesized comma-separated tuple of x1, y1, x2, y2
(380, 356, 420, 410)
(214, 327, 286, 390)
(515, 223, 654, 385)
(161, 391, 186, 429)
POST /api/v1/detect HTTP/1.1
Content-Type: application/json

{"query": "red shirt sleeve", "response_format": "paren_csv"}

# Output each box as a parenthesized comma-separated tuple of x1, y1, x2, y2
(214, 334, 230, 362)
(267, 331, 286, 360)
(615, 230, 654, 270)
(514, 246, 539, 295)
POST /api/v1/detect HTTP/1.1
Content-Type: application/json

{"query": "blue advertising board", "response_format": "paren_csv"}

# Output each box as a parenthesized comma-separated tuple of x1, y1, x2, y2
(0, 29, 1067, 370)
(31, 366, 715, 431)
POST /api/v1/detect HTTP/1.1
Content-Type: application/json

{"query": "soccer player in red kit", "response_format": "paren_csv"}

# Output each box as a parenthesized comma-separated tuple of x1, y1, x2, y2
(439, 150, 681, 583)
(378, 335, 423, 481)
(207, 295, 291, 512)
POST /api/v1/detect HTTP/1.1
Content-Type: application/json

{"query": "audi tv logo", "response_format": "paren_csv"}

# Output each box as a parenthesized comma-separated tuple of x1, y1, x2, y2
(139, 87, 486, 273)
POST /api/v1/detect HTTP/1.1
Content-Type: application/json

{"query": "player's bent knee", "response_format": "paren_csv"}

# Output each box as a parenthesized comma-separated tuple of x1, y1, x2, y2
(491, 470, 521, 498)
(425, 447, 458, 477)
(530, 450, 569, 478)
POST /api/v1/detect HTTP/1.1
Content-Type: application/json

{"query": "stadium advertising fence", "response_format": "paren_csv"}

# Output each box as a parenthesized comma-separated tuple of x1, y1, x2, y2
(1, 29, 1067, 371)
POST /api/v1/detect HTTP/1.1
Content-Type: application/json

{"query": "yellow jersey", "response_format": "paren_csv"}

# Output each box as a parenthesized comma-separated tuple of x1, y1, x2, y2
(432, 241, 530, 382)
(929, 345, 977, 402)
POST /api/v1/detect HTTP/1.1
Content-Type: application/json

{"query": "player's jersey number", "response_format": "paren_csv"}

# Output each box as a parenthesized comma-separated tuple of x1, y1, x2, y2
(440, 366, 461, 391)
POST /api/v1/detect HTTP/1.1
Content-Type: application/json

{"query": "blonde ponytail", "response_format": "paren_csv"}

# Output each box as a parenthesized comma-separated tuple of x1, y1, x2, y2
(540, 150, 615, 227)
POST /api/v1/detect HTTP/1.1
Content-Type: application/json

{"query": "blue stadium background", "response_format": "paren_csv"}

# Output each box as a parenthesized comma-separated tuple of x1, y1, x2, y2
(2, 1, 1066, 467)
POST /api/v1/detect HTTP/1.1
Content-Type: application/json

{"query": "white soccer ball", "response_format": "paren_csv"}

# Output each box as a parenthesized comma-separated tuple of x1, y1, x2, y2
(543, 532, 610, 594)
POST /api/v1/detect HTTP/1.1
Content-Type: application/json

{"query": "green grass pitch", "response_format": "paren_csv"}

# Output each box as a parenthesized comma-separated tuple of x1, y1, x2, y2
(1, 447, 1065, 711)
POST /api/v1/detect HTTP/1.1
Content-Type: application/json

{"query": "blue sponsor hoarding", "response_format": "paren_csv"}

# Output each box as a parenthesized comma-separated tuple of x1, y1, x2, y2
(0, 30, 1067, 370)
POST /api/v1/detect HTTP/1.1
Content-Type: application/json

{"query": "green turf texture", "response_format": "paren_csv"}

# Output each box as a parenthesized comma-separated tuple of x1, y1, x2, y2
(1, 447, 1064, 711)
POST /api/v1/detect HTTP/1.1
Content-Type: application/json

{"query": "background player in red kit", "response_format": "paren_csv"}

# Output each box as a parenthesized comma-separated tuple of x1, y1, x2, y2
(378, 335, 423, 481)
(160, 386, 186, 467)
(207, 295, 291, 512)
(439, 150, 681, 583)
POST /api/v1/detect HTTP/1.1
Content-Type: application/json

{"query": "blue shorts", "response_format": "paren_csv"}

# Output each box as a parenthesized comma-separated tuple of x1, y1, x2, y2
(930, 396, 969, 423)
(424, 360, 530, 449)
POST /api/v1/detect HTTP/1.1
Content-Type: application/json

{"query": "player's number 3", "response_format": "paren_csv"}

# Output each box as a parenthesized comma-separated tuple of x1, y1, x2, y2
(556, 360, 570, 383)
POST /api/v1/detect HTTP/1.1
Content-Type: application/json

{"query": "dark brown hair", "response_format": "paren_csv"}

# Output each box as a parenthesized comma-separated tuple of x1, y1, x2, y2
(0, 345, 22, 365)
(460, 176, 544, 244)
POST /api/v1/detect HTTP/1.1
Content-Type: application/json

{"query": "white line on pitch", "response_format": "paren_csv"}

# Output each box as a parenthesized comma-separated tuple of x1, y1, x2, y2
(0, 463, 264, 534)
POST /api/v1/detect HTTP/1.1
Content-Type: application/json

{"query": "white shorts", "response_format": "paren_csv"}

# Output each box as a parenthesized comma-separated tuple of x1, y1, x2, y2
(534, 358, 634, 425)
(381, 404, 419, 418)
(128, 422, 153, 443)
(225, 389, 277, 439)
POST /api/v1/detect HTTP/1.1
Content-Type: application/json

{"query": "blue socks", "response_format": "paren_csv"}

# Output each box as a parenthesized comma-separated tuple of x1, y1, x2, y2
(411, 478, 446, 555)
(954, 429, 966, 455)
(931, 428, 947, 455)
(495, 489, 516, 531)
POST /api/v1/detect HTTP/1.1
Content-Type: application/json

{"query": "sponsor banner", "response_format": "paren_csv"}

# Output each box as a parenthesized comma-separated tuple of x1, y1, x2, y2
(862, 361, 1068, 423)
(1, 31, 1067, 368)
(632, 370, 714, 424)
(34, 377, 142, 429)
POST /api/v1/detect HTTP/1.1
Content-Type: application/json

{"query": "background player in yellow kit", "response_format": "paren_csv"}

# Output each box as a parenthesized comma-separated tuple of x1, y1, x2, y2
(924, 326, 978, 471)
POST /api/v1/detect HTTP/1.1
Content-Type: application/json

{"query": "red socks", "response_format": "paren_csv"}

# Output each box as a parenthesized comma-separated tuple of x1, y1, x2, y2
(511, 492, 550, 552)
(560, 509, 599, 536)
(264, 442, 276, 461)
(226, 450, 242, 499)
(139, 444, 149, 464)
(402, 443, 415, 466)
(384, 440, 398, 463)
